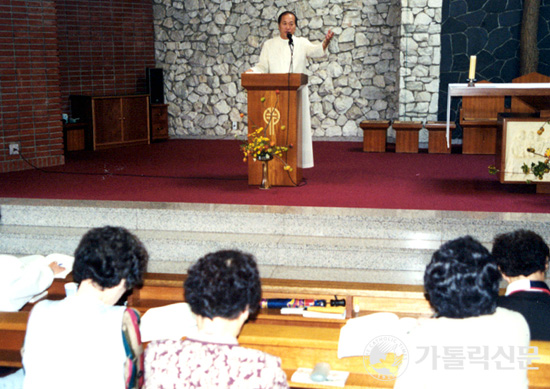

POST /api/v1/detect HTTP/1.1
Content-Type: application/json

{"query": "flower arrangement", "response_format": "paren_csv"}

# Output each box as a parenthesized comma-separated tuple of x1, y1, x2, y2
(521, 121, 550, 180)
(238, 90, 293, 172)
(241, 126, 293, 171)
(521, 148, 550, 180)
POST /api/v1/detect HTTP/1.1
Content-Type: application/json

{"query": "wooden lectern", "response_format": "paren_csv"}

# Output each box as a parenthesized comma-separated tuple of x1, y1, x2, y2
(241, 73, 308, 186)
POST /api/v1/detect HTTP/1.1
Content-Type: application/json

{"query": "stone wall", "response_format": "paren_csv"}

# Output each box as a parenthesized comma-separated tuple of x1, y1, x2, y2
(438, 0, 550, 129)
(153, 0, 443, 139)
(399, 0, 442, 122)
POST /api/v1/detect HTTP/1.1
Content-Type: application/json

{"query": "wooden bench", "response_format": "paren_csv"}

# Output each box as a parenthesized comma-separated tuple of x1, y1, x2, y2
(2, 312, 549, 388)
(21, 275, 433, 328)
(0, 311, 27, 368)
(126, 273, 433, 324)
(239, 323, 550, 389)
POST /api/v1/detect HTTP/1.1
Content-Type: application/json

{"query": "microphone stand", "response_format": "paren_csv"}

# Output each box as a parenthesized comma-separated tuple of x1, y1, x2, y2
(287, 33, 294, 73)
(286, 33, 294, 181)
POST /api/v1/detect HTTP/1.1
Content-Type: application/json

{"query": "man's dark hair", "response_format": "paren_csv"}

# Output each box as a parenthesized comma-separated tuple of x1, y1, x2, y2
(184, 250, 261, 320)
(424, 236, 501, 318)
(278, 11, 298, 27)
(73, 226, 148, 290)
(492, 229, 549, 277)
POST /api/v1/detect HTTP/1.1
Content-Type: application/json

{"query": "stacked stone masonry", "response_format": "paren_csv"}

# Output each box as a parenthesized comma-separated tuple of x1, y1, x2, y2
(153, 0, 443, 140)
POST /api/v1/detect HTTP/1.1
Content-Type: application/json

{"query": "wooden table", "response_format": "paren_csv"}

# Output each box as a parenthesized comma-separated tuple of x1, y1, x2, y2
(446, 82, 550, 147)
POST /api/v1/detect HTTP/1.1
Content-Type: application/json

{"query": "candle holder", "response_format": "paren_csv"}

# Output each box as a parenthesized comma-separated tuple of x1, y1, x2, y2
(467, 78, 476, 87)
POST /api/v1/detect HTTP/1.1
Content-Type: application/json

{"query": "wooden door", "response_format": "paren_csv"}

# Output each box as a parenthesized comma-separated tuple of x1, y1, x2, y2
(122, 96, 149, 143)
(93, 97, 122, 148)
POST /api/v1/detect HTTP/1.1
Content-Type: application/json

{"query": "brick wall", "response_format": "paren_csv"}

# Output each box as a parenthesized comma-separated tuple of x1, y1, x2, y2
(0, 0, 64, 173)
(0, 0, 156, 173)
(56, 0, 156, 114)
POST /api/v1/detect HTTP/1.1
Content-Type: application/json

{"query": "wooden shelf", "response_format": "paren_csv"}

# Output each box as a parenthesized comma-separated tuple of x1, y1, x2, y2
(70, 94, 150, 150)
(150, 104, 169, 141)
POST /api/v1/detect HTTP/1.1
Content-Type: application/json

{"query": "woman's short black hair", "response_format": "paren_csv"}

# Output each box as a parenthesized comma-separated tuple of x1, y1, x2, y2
(492, 229, 549, 277)
(424, 236, 501, 318)
(184, 250, 261, 320)
(73, 226, 148, 290)
(278, 11, 298, 27)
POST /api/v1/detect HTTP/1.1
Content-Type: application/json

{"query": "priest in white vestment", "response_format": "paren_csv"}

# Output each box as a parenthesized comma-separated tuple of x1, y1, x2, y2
(247, 11, 334, 169)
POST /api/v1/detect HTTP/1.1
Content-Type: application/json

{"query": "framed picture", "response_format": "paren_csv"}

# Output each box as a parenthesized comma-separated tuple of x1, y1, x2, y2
(497, 118, 550, 184)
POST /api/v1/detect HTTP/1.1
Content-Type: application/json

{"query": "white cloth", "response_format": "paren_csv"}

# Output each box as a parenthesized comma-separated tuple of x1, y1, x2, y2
(22, 295, 127, 389)
(251, 35, 327, 168)
(393, 307, 530, 389)
(0, 255, 54, 312)
(0, 369, 24, 389)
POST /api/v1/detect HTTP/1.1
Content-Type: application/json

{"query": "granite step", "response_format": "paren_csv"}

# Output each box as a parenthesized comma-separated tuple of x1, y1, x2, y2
(1, 198, 549, 283)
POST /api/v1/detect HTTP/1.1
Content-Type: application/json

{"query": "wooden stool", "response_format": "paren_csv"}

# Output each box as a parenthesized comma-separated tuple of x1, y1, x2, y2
(460, 118, 498, 154)
(360, 120, 389, 152)
(426, 121, 455, 154)
(393, 121, 422, 153)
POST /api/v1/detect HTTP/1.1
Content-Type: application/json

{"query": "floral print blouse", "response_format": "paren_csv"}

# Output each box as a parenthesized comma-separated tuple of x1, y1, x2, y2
(144, 337, 289, 388)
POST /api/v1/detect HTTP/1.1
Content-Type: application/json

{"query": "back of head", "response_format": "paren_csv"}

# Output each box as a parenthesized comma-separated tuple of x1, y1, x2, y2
(184, 250, 261, 320)
(73, 226, 148, 290)
(492, 229, 549, 277)
(424, 236, 501, 318)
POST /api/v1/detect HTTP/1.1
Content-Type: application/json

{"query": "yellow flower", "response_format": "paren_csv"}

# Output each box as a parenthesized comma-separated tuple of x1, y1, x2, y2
(545, 148, 550, 158)
(538, 126, 545, 135)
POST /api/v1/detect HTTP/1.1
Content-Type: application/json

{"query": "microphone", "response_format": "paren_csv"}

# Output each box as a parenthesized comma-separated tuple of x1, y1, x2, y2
(287, 33, 293, 46)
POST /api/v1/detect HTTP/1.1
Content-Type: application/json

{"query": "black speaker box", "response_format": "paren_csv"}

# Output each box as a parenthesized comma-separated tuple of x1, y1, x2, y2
(147, 68, 165, 104)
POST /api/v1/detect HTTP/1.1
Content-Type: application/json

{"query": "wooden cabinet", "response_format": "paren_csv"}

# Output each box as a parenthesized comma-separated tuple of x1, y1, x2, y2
(70, 95, 150, 150)
(150, 104, 169, 141)
(63, 122, 91, 152)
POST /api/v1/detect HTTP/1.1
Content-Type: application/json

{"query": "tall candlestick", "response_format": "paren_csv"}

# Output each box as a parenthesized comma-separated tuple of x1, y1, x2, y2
(468, 55, 477, 80)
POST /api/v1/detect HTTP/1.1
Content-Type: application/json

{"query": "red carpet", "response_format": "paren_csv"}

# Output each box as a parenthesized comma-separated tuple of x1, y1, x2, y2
(1, 139, 549, 213)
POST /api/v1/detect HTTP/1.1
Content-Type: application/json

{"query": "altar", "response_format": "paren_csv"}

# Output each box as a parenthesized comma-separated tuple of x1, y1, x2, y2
(446, 81, 550, 193)
(446, 82, 550, 146)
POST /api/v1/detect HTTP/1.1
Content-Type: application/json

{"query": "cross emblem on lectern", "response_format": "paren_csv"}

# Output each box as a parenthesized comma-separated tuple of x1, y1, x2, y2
(263, 107, 281, 137)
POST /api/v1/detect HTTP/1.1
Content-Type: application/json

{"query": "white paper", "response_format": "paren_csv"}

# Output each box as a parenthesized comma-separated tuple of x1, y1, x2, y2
(302, 310, 346, 320)
(18, 253, 75, 279)
(337, 312, 418, 358)
(140, 303, 198, 342)
(45, 253, 74, 279)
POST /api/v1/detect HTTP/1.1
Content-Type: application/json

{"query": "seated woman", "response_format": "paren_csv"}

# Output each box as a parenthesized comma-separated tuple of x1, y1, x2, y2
(394, 236, 530, 389)
(144, 250, 288, 388)
(22, 226, 149, 389)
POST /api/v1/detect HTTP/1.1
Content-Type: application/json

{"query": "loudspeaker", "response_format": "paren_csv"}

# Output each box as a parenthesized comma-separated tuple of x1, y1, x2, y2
(146, 68, 164, 104)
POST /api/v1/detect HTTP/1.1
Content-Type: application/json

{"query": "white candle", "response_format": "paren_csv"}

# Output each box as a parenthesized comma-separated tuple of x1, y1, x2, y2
(468, 55, 477, 80)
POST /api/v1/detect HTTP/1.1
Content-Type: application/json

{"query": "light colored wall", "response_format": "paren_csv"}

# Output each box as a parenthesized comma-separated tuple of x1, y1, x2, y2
(153, 0, 442, 140)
